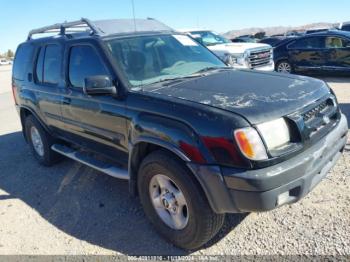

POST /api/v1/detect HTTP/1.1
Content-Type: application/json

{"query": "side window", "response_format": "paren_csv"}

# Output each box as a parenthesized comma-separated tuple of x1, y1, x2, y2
(68, 45, 108, 88)
(44, 45, 61, 84)
(325, 37, 350, 49)
(35, 47, 45, 83)
(288, 37, 324, 49)
(13, 44, 34, 81)
(342, 25, 350, 31)
(35, 44, 62, 85)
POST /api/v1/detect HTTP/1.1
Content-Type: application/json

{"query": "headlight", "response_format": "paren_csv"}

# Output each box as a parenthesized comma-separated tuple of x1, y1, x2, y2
(225, 53, 246, 66)
(256, 118, 290, 150)
(234, 127, 268, 160)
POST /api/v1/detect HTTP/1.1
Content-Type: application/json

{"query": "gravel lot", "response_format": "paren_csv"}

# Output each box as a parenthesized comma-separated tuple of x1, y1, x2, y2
(0, 65, 349, 256)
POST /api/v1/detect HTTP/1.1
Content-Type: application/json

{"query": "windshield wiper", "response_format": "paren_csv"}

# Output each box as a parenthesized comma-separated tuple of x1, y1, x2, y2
(145, 67, 229, 86)
(193, 66, 229, 74)
(150, 74, 204, 85)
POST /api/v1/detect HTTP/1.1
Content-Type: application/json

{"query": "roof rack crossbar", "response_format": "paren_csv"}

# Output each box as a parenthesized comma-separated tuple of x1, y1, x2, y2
(27, 18, 102, 40)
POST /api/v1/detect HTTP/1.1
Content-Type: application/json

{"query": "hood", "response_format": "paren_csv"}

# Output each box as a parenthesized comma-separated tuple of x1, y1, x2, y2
(208, 43, 271, 57)
(146, 70, 330, 124)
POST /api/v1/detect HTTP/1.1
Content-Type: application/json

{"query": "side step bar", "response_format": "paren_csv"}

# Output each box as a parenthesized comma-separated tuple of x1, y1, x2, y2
(51, 144, 129, 180)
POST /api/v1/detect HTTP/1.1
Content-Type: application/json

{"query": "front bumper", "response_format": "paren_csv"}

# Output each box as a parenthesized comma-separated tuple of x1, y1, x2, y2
(188, 114, 348, 214)
(231, 62, 275, 72)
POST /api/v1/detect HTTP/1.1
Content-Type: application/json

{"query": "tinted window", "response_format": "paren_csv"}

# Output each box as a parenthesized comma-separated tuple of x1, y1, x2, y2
(288, 37, 324, 49)
(13, 44, 34, 80)
(35, 44, 61, 85)
(69, 45, 108, 88)
(35, 47, 45, 83)
(341, 25, 350, 31)
(44, 45, 61, 84)
(325, 37, 350, 48)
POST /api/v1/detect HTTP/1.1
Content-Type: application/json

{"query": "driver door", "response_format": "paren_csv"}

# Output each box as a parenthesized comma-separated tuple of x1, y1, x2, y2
(60, 40, 128, 163)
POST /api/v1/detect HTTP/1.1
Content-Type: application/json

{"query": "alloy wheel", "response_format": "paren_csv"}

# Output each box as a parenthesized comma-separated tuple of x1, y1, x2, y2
(149, 174, 189, 230)
(30, 126, 44, 157)
(277, 62, 292, 73)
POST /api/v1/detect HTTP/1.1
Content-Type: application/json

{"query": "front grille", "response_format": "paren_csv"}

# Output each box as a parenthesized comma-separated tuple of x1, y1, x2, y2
(301, 97, 338, 138)
(248, 49, 272, 68)
(302, 100, 329, 122)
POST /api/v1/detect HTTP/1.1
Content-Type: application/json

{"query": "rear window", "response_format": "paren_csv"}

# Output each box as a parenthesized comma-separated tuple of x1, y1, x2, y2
(13, 44, 34, 80)
(43, 45, 61, 84)
(35, 44, 62, 85)
(288, 37, 324, 49)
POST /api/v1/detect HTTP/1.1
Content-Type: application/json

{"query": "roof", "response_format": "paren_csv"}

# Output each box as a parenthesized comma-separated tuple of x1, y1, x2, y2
(27, 18, 174, 40)
(93, 18, 173, 35)
(306, 29, 350, 38)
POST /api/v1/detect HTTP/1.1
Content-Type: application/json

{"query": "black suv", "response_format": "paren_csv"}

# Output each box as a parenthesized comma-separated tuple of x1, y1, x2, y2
(274, 30, 350, 74)
(12, 18, 348, 250)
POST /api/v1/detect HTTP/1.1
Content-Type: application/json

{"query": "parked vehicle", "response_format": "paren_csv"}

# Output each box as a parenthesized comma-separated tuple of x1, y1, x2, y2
(231, 35, 258, 43)
(259, 36, 288, 47)
(182, 30, 274, 71)
(0, 59, 11, 65)
(305, 28, 329, 34)
(285, 30, 304, 37)
(337, 21, 350, 32)
(274, 30, 350, 74)
(13, 18, 348, 250)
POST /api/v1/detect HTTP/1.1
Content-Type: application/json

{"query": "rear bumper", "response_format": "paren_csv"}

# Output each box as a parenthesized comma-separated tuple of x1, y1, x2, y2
(188, 114, 348, 214)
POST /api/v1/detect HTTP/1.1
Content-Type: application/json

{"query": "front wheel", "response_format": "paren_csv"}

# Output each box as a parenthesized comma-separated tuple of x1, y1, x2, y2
(138, 150, 225, 250)
(276, 60, 293, 74)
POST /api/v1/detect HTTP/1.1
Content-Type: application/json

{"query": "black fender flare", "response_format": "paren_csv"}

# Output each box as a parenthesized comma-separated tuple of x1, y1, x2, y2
(127, 113, 212, 195)
(18, 105, 52, 141)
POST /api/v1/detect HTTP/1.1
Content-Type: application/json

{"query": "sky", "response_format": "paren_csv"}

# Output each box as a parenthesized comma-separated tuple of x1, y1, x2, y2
(1, 0, 350, 52)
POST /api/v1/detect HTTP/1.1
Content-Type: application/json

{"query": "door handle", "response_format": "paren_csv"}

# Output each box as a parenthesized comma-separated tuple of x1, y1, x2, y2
(62, 97, 71, 105)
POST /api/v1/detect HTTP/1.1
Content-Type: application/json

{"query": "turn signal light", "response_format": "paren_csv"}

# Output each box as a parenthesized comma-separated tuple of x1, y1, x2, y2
(234, 127, 268, 161)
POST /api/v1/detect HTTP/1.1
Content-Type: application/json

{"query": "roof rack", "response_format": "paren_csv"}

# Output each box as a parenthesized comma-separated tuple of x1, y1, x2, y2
(27, 18, 174, 41)
(27, 18, 102, 40)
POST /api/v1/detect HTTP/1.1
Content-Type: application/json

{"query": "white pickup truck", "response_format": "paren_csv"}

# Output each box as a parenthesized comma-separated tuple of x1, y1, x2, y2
(0, 59, 11, 66)
(182, 30, 274, 71)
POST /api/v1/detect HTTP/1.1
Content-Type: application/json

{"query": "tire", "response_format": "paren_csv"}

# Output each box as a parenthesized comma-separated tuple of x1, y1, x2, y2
(24, 115, 61, 166)
(276, 60, 293, 74)
(138, 150, 225, 250)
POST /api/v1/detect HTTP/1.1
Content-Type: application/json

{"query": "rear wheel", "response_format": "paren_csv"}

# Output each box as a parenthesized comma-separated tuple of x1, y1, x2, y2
(276, 60, 293, 74)
(25, 115, 61, 166)
(138, 150, 225, 250)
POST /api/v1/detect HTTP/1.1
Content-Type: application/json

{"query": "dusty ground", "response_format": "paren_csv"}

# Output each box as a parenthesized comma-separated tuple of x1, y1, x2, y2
(0, 65, 349, 256)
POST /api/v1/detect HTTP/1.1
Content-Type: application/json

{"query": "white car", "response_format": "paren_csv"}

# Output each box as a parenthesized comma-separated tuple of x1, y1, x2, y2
(0, 59, 11, 66)
(182, 30, 274, 71)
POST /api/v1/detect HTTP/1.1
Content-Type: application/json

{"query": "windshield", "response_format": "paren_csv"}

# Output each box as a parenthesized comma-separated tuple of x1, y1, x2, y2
(105, 34, 226, 87)
(189, 31, 231, 46)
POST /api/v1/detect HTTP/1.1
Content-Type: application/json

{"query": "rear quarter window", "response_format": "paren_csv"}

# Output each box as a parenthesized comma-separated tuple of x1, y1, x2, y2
(13, 44, 35, 80)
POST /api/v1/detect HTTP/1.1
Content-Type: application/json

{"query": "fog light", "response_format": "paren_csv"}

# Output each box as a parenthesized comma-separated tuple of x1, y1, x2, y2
(277, 191, 290, 206)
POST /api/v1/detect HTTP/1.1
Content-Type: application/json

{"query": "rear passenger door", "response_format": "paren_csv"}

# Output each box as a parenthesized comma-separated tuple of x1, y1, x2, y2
(60, 41, 128, 163)
(32, 43, 65, 132)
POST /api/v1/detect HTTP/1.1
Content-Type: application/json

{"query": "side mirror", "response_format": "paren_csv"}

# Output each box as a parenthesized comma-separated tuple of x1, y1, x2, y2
(83, 75, 117, 95)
